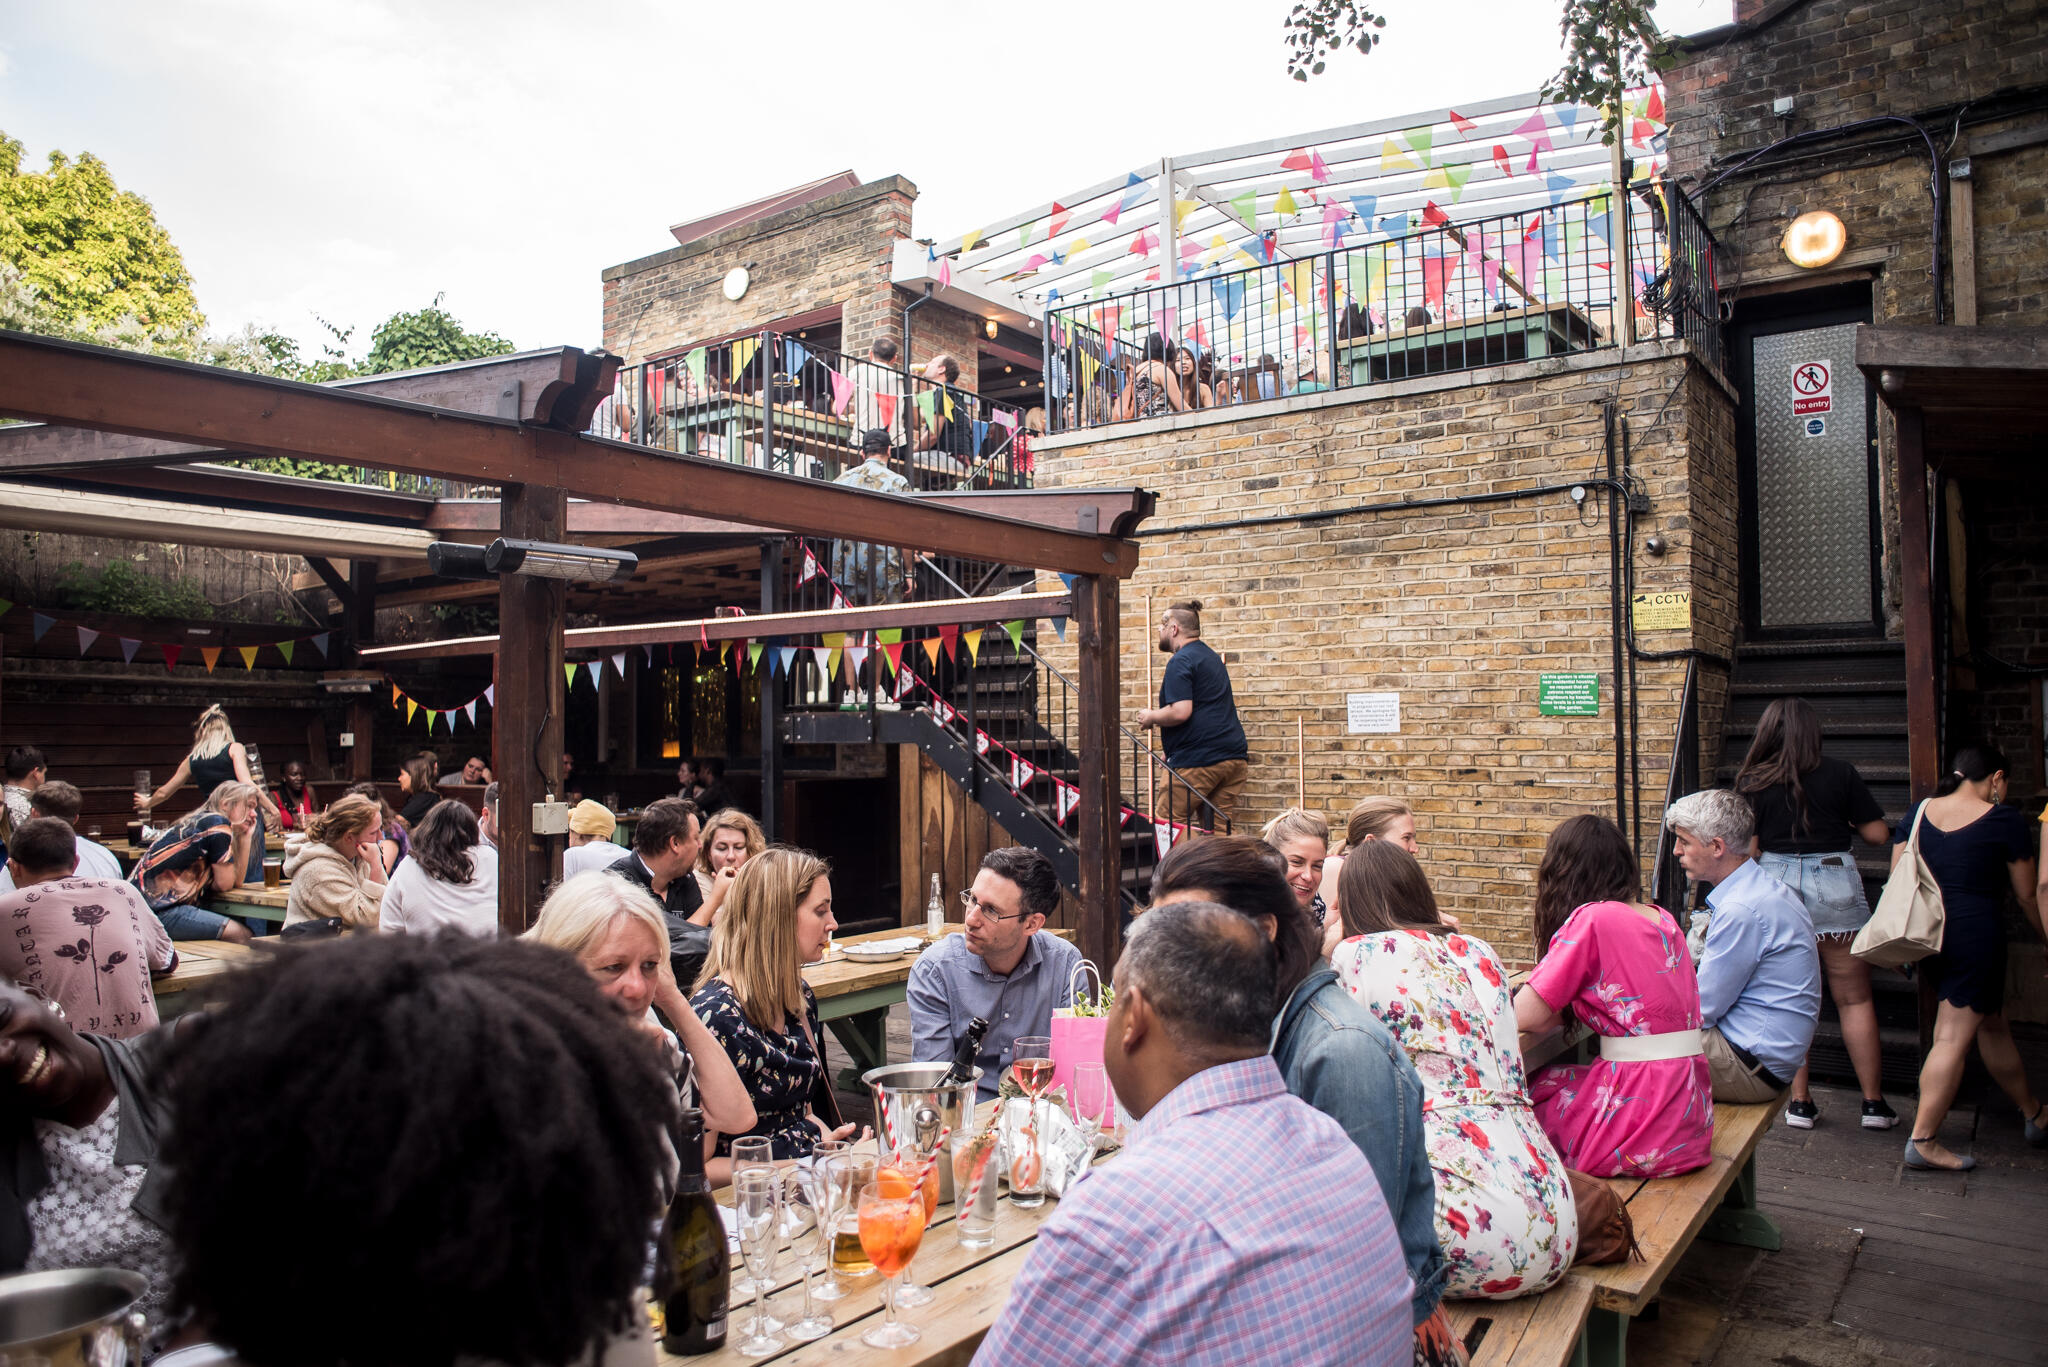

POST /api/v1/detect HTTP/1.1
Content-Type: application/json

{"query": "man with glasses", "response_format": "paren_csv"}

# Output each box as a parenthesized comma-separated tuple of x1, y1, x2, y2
(908, 846, 1082, 1103)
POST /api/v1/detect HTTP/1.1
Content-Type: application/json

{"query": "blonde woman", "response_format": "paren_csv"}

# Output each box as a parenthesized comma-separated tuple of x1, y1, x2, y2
(130, 780, 264, 943)
(689, 847, 862, 1175)
(526, 871, 754, 1152)
(692, 808, 766, 926)
(1261, 808, 1331, 928)
(283, 794, 387, 929)
(1320, 797, 1429, 951)
(137, 705, 283, 845)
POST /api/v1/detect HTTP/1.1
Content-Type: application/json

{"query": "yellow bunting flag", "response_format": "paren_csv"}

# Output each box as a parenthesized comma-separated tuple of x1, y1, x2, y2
(962, 227, 984, 251)
(719, 639, 732, 663)
(238, 646, 259, 670)
(1173, 198, 1199, 229)
(1068, 237, 1090, 256)
(922, 635, 944, 667)
(826, 648, 842, 678)
(1380, 136, 1419, 173)
(1275, 185, 1299, 216)
(962, 628, 983, 664)
(202, 647, 223, 673)
(729, 337, 759, 373)
(565, 662, 578, 687)
(406, 699, 418, 724)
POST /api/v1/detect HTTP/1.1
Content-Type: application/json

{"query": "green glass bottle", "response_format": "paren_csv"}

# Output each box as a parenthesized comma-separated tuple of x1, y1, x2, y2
(656, 1107, 729, 1354)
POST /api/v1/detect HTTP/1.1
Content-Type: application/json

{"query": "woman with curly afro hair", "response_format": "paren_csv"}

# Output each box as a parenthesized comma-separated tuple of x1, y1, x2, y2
(158, 932, 678, 1367)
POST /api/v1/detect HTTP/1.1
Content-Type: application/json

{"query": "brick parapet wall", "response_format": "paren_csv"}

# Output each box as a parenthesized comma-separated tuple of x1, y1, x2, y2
(1034, 343, 1737, 961)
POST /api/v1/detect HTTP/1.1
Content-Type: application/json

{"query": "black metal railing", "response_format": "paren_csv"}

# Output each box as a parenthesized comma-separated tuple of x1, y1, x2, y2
(596, 333, 1034, 490)
(1651, 655, 1702, 917)
(1045, 189, 1719, 433)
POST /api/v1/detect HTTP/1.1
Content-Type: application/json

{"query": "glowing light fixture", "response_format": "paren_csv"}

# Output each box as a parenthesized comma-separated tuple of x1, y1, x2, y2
(1781, 210, 1847, 269)
(984, 319, 999, 339)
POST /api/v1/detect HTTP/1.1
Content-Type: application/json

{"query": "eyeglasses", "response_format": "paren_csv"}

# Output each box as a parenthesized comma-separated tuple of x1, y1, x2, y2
(960, 890, 1029, 924)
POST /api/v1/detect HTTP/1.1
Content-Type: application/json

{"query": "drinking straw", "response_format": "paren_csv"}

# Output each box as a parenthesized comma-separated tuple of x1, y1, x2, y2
(961, 1126, 997, 1214)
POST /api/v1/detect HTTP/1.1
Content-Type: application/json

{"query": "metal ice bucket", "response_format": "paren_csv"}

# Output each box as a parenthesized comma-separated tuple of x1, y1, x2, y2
(0, 1268, 148, 1367)
(862, 1061, 982, 1204)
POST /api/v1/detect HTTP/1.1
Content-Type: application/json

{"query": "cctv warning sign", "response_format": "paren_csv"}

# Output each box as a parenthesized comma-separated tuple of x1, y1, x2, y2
(1791, 360, 1833, 416)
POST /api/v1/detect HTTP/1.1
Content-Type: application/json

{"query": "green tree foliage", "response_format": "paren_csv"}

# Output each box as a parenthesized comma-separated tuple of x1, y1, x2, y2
(0, 131, 204, 344)
(1282, 0, 1669, 143)
(362, 293, 514, 374)
(51, 557, 223, 620)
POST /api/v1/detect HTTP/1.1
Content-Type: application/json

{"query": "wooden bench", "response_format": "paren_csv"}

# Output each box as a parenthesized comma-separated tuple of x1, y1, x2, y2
(1446, 1278, 1595, 1367)
(1565, 1095, 1786, 1367)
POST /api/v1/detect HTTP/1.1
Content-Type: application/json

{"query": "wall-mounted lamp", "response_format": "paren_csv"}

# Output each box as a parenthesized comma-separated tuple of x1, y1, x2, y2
(483, 538, 638, 583)
(984, 319, 999, 339)
(1781, 210, 1846, 269)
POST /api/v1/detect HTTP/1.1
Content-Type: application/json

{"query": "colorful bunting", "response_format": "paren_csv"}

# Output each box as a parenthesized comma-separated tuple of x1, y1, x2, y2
(938, 624, 960, 660)
(119, 637, 140, 664)
(1448, 109, 1477, 136)
(1227, 189, 1257, 229)
(1379, 136, 1419, 173)
(1010, 754, 1036, 789)
(406, 698, 419, 724)
(277, 640, 295, 665)
(1493, 144, 1513, 178)
(1274, 185, 1300, 217)
(1054, 780, 1081, 823)
(1002, 620, 1024, 652)
(238, 646, 259, 670)
(1310, 149, 1330, 182)
(161, 644, 181, 673)
(202, 647, 222, 673)
(76, 626, 98, 655)
(962, 628, 983, 663)
(31, 613, 53, 642)
(922, 635, 943, 667)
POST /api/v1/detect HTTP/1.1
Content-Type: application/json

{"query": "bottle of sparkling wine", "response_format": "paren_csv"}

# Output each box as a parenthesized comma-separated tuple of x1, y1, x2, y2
(656, 1108, 728, 1354)
(942, 1016, 992, 1087)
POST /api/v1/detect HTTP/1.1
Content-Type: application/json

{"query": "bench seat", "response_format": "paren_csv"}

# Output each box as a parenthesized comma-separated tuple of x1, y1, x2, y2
(1445, 1277, 1594, 1367)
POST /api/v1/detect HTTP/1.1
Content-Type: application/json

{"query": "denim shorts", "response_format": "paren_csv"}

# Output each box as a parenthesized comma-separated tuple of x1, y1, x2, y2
(1757, 850, 1870, 938)
(157, 901, 234, 940)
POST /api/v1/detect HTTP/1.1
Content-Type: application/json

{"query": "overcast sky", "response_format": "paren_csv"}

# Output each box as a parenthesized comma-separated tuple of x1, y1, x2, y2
(1, 0, 1729, 356)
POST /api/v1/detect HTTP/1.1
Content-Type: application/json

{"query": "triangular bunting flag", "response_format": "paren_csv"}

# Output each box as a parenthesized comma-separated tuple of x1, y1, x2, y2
(777, 646, 798, 676)
(406, 699, 418, 724)
(922, 635, 944, 667)
(76, 626, 98, 654)
(238, 646, 260, 671)
(1310, 149, 1330, 182)
(565, 661, 580, 688)
(825, 647, 842, 679)
(1055, 780, 1081, 823)
(1274, 184, 1299, 216)
(119, 637, 140, 664)
(1227, 189, 1257, 228)
(161, 644, 181, 672)
(844, 644, 867, 680)
(0, 598, 10, 617)
(1002, 620, 1024, 652)
(939, 624, 960, 660)
(465, 700, 478, 726)
(1448, 109, 1477, 136)
(1493, 144, 1514, 178)
(1050, 616, 1068, 642)
(1155, 820, 1184, 860)
(881, 641, 905, 676)
(932, 696, 958, 726)
(974, 730, 991, 756)
(310, 633, 330, 659)
(31, 613, 54, 642)
(748, 642, 764, 672)
(811, 646, 831, 678)
(484, 685, 495, 707)
(202, 647, 222, 673)
(1379, 136, 1419, 173)
(962, 628, 983, 663)
(392, 683, 403, 706)
(612, 651, 627, 679)
(1119, 807, 1136, 829)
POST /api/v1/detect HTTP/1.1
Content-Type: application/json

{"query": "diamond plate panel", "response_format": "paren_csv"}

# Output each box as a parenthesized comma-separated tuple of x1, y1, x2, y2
(1753, 325, 1872, 627)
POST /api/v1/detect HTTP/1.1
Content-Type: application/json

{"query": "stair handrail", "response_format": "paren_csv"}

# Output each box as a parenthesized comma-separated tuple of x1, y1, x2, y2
(1650, 655, 1702, 916)
(915, 558, 1232, 834)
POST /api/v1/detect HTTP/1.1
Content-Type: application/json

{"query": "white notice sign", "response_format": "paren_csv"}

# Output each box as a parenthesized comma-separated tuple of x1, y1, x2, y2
(1791, 360, 1832, 416)
(1347, 692, 1401, 735)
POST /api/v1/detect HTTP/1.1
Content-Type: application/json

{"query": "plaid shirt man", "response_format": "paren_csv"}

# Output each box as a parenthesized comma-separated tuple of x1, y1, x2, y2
(973, 1055, 1412, 1366)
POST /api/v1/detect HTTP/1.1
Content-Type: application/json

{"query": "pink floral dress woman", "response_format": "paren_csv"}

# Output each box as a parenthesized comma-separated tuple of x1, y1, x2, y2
(1334, 928, 1578, 1299)
(1525, 900, 1713, 1178)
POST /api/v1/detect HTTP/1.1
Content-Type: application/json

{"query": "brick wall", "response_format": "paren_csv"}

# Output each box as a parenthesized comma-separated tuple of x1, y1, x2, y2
(899, 288, 982, 394)
(601, 178, 917, 364)
(1031, 342, 1739, 962)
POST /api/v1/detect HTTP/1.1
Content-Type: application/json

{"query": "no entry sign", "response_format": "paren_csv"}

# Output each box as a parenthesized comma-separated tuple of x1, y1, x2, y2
(1791, 360, 1833, 416)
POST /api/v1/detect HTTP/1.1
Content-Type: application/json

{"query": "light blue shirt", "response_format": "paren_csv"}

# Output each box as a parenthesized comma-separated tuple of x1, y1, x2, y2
(1699, 858, 1822, 1082)
(907, 931, 1081, 1102)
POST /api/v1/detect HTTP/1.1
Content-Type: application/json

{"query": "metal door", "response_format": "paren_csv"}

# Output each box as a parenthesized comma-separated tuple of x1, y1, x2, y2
(1744, 320, 1880, 631)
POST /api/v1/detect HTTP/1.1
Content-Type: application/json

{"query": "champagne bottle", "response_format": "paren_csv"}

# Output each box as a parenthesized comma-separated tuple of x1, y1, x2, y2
(655, 1108, 728, 1354)
(942, 1016, 992, 1087)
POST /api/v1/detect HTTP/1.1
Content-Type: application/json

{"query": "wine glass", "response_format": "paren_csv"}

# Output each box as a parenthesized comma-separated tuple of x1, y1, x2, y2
(1010, 1036, 1054, 1100)
(1070, 1061, 1109, 1152)
(728, 1138, 777, 1305)
(857, 1178, 927, 1349)
(886, 1146, 941, 1308)
(731, 1170, 783, 1358)
(808, 1143, 852, 1301)
(781, 1169, 833, 1341)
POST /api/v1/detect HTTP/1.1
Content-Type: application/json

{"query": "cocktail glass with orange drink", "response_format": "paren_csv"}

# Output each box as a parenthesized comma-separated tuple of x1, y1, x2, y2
(880, 1149, 941, 1308)
(856, 1175, 927, 1349)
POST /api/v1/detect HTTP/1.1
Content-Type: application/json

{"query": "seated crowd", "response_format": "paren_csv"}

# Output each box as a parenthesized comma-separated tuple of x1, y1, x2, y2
(1, 720, 2039, 1367)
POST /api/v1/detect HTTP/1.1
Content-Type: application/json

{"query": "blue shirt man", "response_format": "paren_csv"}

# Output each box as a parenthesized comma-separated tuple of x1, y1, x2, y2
(1669, 788, 1822, 1101)
(1134, 601, 1249, 828)
(908, 846, 1081, 1102)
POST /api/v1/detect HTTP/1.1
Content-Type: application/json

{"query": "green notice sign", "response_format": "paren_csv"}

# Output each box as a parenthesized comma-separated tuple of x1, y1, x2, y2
(1539, 672, 1601, 716)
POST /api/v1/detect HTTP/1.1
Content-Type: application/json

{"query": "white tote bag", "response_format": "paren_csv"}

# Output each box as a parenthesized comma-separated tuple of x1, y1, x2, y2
(1851, 802, 1946, 968)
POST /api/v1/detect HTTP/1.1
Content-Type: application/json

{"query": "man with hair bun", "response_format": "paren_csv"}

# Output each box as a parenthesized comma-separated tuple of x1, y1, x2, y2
(974, 900, 1410, 1366)
(1667, 787, 1822, 1103)
(1134, 598, 1249, 827)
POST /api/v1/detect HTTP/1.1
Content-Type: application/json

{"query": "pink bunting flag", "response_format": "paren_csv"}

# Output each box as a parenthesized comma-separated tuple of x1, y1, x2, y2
(1118, 807, 1135, 829)
(1422, 252, 1463, 310)
(877, 393, 897, 429)
(1309, 149, 1330, 182)
(1047, 202, 1070, 237)
(1281, 147, 1312, 173)
(1448, 109, 1477, 136)
(974, 730, 991, 756)
(118, 637, 140, 664)
(1128, 230, 1158, 257)
(1493, 145, 1513, 178)
(1011, 755, 1036, 789)
(76, 626, 98, 655)
(1054, 781, 1080, 823)
(937, 256, 952, 287)
(828, 369, 854, 416)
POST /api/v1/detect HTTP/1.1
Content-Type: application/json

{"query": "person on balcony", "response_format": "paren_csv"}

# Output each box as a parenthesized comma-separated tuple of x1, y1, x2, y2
(1666, 788, 1822, 1104)
(908, 846, 1080, 1104)
(1134, 600, 1248, 829)
(913, 354, 978, 474)
(1113, 334, 1185, 421)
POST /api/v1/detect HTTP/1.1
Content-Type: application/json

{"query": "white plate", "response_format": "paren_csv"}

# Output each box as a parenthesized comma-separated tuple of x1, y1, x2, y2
(841, 945, 911, 963)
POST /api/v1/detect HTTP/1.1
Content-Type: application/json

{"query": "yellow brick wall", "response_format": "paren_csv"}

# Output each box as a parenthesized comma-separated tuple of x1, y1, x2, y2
(1032, 342, 1738, 963)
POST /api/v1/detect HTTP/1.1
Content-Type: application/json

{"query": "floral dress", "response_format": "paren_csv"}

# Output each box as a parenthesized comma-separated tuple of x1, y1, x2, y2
(690, 976, 824, 1159)
(1526, 901, 1713, 1179)
(1334, 928, 1577, 1300)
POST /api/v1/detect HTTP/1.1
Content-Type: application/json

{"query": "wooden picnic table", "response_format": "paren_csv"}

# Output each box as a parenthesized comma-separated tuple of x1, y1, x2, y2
(104, 831, 287, 868)
(209, 883, 290, 922)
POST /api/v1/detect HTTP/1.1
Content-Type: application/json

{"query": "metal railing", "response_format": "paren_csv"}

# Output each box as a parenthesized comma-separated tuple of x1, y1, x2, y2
(596, 333, 1034, 490)
(1045, 188, 1719, 433)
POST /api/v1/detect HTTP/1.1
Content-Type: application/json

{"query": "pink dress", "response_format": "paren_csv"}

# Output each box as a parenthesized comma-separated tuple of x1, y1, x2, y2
(1526, 900, 1712, 1178)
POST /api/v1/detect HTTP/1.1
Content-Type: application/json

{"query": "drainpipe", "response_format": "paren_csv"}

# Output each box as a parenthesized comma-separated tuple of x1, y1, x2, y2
(902, 283, 936, 374)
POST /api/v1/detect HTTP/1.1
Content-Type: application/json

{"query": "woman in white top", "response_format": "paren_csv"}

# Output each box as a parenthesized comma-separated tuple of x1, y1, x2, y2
(380, 799, 499, 938)
(525, 871, 754, 1156)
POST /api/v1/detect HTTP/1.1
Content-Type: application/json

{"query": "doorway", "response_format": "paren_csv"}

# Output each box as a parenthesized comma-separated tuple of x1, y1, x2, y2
(1729, 286, 1882, 637)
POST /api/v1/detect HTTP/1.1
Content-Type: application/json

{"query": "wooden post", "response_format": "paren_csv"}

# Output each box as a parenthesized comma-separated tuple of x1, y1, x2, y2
(344, 561, 378, 784)
(1076, 572, 1123, 969)
(1896, 408, 1939, 803)
(1947, 156, 1977, 326)
(345, 699, 373, 782)
(496, 481, 568, 935)
(759, 538, 782, 841)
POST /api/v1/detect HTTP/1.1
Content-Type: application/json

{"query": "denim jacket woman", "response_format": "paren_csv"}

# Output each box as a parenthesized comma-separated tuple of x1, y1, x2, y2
(1274, 963, 1448, 1325)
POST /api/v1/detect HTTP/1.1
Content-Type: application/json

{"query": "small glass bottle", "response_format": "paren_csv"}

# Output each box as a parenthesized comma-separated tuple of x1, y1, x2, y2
(926, 872, 945, 938)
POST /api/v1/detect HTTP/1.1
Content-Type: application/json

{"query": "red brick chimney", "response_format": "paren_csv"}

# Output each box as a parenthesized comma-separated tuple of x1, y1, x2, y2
(1734, 0, 1771, 22)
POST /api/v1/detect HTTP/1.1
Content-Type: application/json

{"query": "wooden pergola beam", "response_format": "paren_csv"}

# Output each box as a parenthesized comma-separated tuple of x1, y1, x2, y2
(360, 591, 1075, 661)
(0, 331, 1139, 578)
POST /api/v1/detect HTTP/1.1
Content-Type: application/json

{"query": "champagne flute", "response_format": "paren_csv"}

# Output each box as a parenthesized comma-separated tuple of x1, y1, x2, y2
(1071, 1061, 1109, 1152)
(731, 1170, 783, 1358)
(728, 1137, 776, 1304)
(781, 1169, 832, 1341)
(887, 1146, 941, 1308)
(857, 1178, 926, 1349)
(809, 1144, 853, 1301)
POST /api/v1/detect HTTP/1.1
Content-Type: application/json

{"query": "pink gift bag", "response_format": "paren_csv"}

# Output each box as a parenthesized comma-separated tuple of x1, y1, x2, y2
(1049, 960, 1113, 1124)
